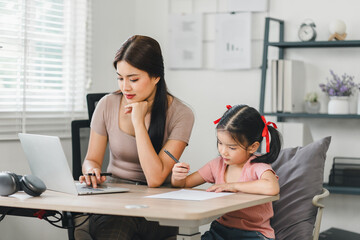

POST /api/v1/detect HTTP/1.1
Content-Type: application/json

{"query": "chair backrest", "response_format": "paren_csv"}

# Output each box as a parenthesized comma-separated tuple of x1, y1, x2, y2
(271, 137, 331, 240)
(86, 93, 107, 121)
(71, 93, 108, 180)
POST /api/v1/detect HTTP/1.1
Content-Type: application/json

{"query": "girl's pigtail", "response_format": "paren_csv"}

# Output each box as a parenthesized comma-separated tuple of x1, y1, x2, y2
(265, 126, 281, 164)
(252, 125, 281, 164)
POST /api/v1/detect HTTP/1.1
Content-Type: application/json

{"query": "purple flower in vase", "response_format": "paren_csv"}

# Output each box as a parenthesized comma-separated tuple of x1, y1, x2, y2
(319, 70, 357, 97)
(339, 86, 348, 94)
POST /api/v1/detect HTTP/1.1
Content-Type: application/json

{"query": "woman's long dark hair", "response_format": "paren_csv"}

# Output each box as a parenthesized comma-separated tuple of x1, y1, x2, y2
(113, 35, 169, 154)
(216, 105, 281, 164)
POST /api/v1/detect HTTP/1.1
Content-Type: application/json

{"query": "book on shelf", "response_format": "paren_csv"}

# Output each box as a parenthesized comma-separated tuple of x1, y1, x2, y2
(283, 60, 305, 113)
(277, 60, 284, 112)
(270, 60, 278, 113)
(271, 59, 305, 113)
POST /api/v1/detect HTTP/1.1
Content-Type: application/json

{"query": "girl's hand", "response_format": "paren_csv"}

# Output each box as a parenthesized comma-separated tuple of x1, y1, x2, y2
(172, 163, 190, 181)
(79, 168, 107, 188)
(206, 183, 238, 193)
(124, 101, 150, 127)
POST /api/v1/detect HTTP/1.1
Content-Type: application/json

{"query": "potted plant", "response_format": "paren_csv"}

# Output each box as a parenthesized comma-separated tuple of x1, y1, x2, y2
(319, 70, 357, 114)
(304, 92, 320, 113)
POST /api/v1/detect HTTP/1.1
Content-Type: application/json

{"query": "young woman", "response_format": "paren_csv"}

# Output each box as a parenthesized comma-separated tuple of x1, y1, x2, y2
(76, 35, 194, 240)
(172, 105, 281, 240)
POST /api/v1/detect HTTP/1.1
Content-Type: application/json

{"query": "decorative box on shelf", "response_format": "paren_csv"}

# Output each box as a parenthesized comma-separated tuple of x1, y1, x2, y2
(328, 157, 360, 188)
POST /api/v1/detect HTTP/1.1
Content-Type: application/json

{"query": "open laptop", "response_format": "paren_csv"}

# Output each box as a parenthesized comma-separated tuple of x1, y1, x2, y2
(18, 133, 129, 195)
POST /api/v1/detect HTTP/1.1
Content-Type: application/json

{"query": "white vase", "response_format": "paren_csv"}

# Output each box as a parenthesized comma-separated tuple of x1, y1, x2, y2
(328, 96, 350, 114)
(357, 94, 360, 115)
(305, 101, 320, 114)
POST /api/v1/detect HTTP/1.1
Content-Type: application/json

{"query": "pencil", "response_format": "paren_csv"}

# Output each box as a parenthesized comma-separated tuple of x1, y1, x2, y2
(164, 149, 179, 163)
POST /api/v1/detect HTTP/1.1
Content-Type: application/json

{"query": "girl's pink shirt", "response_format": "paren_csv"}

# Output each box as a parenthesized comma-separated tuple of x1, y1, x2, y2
(198, 155, 277, 239)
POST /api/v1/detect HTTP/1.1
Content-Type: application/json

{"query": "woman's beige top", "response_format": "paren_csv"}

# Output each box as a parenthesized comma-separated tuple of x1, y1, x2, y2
(91, 93, 195, 184)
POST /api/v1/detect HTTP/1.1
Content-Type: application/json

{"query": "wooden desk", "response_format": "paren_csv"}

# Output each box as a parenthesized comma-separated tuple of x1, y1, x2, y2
(0, 183, 279, 239)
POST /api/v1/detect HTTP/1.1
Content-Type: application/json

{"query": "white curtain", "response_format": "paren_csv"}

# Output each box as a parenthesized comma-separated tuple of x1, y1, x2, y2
(0, 0, 91, 140)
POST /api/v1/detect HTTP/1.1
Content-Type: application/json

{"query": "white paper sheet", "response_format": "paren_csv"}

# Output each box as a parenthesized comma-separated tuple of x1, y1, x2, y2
(10, 192, 32, 200)
(145, 189, 234, 201)
(168, 14, 203, 69)
(215, 12, 251, 70)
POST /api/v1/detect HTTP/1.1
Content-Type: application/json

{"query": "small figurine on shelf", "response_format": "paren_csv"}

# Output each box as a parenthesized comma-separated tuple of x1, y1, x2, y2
(328, 19, 347, 41)
(304, 92, 320, 114)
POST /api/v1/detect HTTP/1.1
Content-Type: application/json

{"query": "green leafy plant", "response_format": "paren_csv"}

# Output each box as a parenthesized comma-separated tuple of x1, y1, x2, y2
(305, 92, 318, 103)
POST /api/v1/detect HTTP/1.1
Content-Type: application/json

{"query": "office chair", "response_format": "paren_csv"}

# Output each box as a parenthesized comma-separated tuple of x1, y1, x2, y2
(66, 93, 107, 240)
(71, 93, 107, 180)
(86, 93, 108, 121)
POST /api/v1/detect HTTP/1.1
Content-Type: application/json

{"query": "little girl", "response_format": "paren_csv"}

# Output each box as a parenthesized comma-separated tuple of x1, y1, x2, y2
(172, 104, 281, 240)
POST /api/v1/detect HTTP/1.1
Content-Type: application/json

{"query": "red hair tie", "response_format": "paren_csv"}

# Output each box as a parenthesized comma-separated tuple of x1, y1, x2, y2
(261, 116, 277, 153)
(213, 105, 232, 124)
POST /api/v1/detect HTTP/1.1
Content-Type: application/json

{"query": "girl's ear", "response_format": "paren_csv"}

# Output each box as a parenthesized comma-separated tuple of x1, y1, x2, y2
(248, 141, 260, 154)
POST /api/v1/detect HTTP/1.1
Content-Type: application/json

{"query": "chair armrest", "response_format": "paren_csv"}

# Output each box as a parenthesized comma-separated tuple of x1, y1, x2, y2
(312, 188, 330, 208)
(312, 188, 330, 240)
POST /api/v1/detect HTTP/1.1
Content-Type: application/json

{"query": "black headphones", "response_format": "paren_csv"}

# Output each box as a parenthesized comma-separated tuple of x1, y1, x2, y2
(0, 172, 46, 197)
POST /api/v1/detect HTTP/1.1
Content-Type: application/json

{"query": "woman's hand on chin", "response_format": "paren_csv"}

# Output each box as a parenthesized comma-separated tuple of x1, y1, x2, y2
(125, 101, 149, 126)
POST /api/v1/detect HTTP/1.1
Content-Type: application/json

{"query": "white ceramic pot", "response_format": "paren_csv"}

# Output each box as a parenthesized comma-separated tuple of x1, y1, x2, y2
(305, 101, 320, 114)
(328, 96, 350, 114)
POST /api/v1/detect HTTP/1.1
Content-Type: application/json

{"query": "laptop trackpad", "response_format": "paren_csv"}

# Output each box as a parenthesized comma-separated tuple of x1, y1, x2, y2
(75, 182, 129, 195)
(76, 183, 105, 193)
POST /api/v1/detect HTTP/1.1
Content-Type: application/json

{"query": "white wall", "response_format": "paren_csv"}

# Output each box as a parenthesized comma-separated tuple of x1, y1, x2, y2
(90, 0, 360, 235)
(0, 1, 135, 239)
(1, 0, 360, 239)
(131, 0, 360, 234)
(90, 1, 136, 92)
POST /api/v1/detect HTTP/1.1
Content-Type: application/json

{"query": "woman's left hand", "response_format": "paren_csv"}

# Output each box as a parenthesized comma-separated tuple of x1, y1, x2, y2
(124, 101, 150, 127)
(206, 183, 238, 193)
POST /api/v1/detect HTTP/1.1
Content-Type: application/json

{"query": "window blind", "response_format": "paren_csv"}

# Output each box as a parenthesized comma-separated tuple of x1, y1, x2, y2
(0, 0, 91, 140)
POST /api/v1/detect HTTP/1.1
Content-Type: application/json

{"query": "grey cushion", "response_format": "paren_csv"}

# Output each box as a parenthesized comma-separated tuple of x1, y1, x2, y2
(271, 136, 331, 240)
